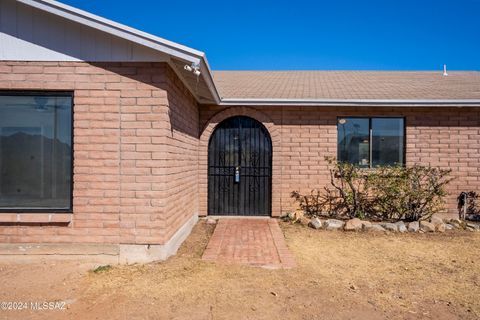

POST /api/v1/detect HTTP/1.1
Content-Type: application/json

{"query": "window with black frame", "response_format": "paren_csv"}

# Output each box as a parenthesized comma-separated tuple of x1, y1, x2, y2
(337, 117, 404, 167)
(0, 92, 73, 211)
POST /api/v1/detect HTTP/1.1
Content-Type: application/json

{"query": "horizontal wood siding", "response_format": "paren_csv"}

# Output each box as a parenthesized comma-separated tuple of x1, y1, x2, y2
(0, 0, 168, 62)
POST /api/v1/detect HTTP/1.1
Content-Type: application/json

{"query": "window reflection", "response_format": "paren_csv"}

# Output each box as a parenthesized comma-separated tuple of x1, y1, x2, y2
(0, 94, 72, 210)
(337, 117, 404, 167)
(338, 118, 370, 167)
(372, 118, 404, 167)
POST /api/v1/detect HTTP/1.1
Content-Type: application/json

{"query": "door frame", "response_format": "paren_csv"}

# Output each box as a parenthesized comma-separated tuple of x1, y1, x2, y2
(207, 116, 272, 216)
(199, 107, 281, 217)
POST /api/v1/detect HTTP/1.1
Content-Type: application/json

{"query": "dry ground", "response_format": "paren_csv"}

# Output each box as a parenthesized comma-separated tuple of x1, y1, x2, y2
(1, 220, 479, 320)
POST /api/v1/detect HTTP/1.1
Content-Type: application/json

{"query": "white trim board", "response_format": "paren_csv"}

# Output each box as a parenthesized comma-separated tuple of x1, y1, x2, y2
(219, 98, 480, 107)
(16, 0, 221, 103)
(3, 0, 479, 107)
(4, 0, 220, 104)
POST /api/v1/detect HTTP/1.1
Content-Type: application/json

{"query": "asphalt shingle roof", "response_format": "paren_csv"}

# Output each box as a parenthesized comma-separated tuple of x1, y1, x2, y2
(213, 71, 480, 100)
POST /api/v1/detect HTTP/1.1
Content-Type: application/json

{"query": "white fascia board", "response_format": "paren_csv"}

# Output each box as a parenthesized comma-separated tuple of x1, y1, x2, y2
(199, 57, 222, 104)
(17, 0, 221, 103)
(219, 98, 480, 107)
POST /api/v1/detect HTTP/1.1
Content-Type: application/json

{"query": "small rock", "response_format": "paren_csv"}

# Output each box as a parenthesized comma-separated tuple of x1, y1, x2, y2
(360, 220, 372, 229)
(365, 224, 386, 232)
(407, 221, 419, 232)
(436, 223, 446, 233)
(382, 222, 398, 232)
(395, 221, 407, 233)
(445, 224, 454, 230)
(363, 223, 373, 231)
(295, 209, 305, 218)
(280, 212, 289, 218)
(284, 211, 306, 223)
(323, 219, 345, 231)
(450, 218, 462, 225)
(206, 218, 217, 225)
(465, 223, 480, 232)
(466, 222, 480, 230)
(420, 221, 435, 232)
(449, 220, 463, 229)
(299, 216, 310, 226)
(430, 215, 444, 226)
(344, 218, 363, 231)
(450, 219, 467, 229)
(309, 218, 323, 230)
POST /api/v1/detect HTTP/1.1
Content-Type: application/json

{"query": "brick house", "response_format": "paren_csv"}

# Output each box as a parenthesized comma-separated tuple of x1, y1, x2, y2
(0, 0, 479, 263)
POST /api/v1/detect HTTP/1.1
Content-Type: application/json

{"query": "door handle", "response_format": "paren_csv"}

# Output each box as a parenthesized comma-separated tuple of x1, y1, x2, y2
(235, 166, 240, 183)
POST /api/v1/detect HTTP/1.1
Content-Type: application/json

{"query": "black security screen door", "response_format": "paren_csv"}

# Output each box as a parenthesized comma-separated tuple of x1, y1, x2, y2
(208, 116, 272, 216)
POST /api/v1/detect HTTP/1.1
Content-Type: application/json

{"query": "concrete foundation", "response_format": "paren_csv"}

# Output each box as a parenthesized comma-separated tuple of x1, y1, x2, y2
(0, 214, 198, 265)
(119, 214, 198, 264)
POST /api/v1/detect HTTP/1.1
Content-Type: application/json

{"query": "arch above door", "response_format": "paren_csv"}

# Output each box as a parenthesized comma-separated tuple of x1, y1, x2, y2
(199, 107, 281, 217)
(208, 116, 272, 216)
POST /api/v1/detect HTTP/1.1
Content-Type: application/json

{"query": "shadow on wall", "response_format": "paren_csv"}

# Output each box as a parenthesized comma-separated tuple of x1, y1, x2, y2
(1, 0, 201, 140)
(88, 62, 200, 140)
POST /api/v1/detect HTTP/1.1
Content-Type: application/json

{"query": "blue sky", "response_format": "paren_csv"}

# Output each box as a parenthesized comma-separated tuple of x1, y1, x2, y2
(61, 0, 480, 71)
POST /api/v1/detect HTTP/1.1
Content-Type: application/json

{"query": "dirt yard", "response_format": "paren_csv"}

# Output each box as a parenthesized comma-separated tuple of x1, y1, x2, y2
(1, 220, 479, 320)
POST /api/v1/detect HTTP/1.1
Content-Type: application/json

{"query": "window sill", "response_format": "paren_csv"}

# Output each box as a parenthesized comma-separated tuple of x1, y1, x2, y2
(0, 213, 72, 224)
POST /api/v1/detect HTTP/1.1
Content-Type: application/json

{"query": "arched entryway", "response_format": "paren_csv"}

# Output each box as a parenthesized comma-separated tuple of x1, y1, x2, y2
(208, 116, 272, 216)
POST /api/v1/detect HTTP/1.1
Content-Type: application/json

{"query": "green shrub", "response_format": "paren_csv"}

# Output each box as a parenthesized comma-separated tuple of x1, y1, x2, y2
(290, 188, 339, 218)
(368, 165, 453, 221)
(324, 156, 374, 219)
(290, 189, 323, 217)
(291, 157, 453, 221)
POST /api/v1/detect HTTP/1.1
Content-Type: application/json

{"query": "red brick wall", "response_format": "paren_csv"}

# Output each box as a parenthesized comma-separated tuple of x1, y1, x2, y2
(1, 61, 478, 247)
(0, 61, 200, 245)
(161, 67, 200, 242)
(199, 105, 480, 217)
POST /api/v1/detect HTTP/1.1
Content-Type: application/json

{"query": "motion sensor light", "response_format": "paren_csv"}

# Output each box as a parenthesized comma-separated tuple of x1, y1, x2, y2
(184, 63, 201, 77)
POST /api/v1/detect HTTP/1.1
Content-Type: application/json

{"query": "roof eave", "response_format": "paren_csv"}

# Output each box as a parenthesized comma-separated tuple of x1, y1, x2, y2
(199, 57, 222, 104)
(12, 1, 479, 107)
(18, 0, 222, 104)
(219, 98, 480, 107)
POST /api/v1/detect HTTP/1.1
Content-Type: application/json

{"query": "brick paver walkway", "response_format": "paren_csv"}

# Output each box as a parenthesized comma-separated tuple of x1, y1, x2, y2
(202, 218, 296, 269)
